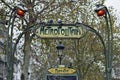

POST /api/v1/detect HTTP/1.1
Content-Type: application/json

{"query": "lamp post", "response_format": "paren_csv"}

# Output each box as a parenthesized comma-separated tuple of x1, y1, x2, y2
(0, 3, 26, 80)
(95, 4, 113, 80)
(56, 41, 64, 65)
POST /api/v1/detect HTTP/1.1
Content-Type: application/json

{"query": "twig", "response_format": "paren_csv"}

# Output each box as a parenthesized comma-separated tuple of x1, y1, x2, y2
(0, 0, 13, 10)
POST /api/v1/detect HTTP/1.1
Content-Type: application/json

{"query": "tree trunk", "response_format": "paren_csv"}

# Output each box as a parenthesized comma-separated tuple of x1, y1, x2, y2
(22, 2, 34, 80)
(23, 31, 31, 80)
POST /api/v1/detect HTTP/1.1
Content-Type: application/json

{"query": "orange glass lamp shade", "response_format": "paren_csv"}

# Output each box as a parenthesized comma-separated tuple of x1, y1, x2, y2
(16, 9, 25, 17)
(97, 9, 106, 16)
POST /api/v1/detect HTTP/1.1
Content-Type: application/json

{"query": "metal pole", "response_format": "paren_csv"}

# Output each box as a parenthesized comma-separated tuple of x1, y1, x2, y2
(104, 8, 113, 80)
(105, 7, 113, 75)
(59, 55, 62, 65)
(104, 13, 111, 80)
(56, 41, 64, 65)
(94, 4, 113, 80)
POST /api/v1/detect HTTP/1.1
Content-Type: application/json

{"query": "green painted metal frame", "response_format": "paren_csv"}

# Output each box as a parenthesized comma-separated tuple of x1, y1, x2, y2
(46, 73, 78, 80)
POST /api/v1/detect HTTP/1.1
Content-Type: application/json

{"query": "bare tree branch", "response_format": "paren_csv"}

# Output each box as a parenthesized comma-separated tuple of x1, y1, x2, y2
(0, 0, 13, 10)
(36, 0, 55, 15)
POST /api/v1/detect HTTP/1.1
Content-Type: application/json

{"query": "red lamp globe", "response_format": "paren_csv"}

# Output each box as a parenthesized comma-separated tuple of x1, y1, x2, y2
(16, 9, 25, 17)
(97, 9, 106, 16)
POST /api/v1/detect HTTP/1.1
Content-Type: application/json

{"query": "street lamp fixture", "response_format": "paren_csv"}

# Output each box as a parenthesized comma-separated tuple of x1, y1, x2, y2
(56, 41, 64, 65)
(16, 9, 25, 17)
(94, 4, 106, 16)
(95, 4, 113, 80)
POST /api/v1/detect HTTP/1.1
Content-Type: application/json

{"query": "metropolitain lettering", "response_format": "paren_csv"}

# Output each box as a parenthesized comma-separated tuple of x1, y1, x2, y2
(39, 26, 82, 37)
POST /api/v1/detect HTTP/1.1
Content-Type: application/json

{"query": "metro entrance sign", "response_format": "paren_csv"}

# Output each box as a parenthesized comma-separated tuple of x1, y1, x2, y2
(48, 67, 76, 74)
(46, 67, 78, 80)
(36, 23, 86, 39)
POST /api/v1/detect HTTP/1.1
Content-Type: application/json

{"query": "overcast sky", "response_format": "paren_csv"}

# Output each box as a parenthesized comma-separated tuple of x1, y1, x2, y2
(105, 0, 120, 26)
(105, 0, 120, 12)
